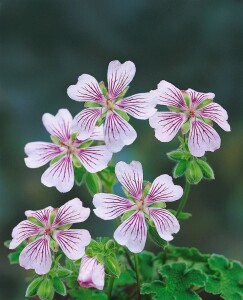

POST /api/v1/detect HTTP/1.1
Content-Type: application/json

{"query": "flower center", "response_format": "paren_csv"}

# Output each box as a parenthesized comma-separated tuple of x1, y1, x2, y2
(106, 99, 115, 110)
(62, 141, 77, 154)
(137, 199, 145, 211)
(44, 226, 52, 236)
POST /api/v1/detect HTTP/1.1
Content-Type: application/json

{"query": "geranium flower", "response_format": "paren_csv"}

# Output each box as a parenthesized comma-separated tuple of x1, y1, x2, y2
(24, 109, 112, 192)
(78, 255, 105, 290)
(149, 81, 231, 157)
(9, 198, 91, 275)
(67, 60, 157, 153)
(93, 161, 183, 253)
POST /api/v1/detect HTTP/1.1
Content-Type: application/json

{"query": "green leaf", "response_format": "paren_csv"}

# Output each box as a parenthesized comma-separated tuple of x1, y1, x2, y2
(25, 277, 44, 297)
(168, 209, 192, 220)
(85, 172, 102, 195)
(186, 160, 203, 185)
(52, 277, 66, 296)
(148, 224, 168, 248)
(141, 262, 207, 300)
(173, 160, 187, 178)
(196, 159, 215, 180)
(137, 251, 157, 282)
(37, 278, 55, 300)
(205, 255, 243, 300)
(74, 165, 86, 186)
(114, 109, 130, 121)
(69, 288, 108, 300)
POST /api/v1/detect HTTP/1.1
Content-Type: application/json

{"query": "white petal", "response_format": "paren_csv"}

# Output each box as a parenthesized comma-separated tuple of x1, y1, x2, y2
(25, 206, 54, 227)
(74, 107, 102, 141)
(41, 155, 74, 193)
(104, 110, 137, 153)
(186, 88, 215, 108)
(19, 235, 52, 275)
(53, 229, 91, 260)
(114, 211, 147, 253)
(53, 198, 90, 227)
(116, 92, 157, 120)
(107, 60, 136, 99)
(93, 193, 134, 220)
(146, 174, 183, 204)
(188, 118, 221, 157)
(88, 125, 105, 141)
(42, 109, 73, 143)
(67, 74, 104, 103)
(156, 80, 187, 108)
(9, 220, 44, 249)
(76, 146, 112, 173)
(24, 142, 64, 168)
(149, 111, 186, 142)
(148, 208, 180, 241)
(115, 161, 143, 200)
(197, 103, 231, 132)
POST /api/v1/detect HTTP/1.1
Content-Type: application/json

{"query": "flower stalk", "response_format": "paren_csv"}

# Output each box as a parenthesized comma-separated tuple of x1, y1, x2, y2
(176, 181, 191, 218)
(134, 253, 141, 300)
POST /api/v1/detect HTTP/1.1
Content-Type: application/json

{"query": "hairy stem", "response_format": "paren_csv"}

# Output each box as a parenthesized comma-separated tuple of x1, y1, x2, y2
(134, 253, 141, 300)
(107, 277, 115, 299)
(176, 180, 191, 218)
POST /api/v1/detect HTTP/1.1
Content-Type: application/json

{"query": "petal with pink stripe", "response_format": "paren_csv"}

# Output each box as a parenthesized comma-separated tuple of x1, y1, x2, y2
(146, 174, 183, 205)
(115, 161, 143, 200)
(197, 102, 230, 132)
(41, 154, 74, 193)
(24, 142, 64, 168)
(116, 92, 157, 120)
(9, 220, 44, 249)
(93, 193, 134, 220)
(19, 235, 52, 275)
(53, 229, 91, 260)
(149, 111, 187, 142)
(114, 211, 147, 253)
(186, 88, 215, 108)
(156, 80, 187, 108)
(188, 118, 221, 157)
(74, 107, 102, 141)
(67, 74, 104, 103)
(107, 60, 136, 99)
(42, 109, 73, 143)
(53, 198, 90, 227)
(148, 208, 180, 241)
(104, 110, 137, 153)
(25, 206, 54, 227)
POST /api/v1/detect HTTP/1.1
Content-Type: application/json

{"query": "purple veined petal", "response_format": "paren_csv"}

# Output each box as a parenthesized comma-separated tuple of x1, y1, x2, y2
(78, 255, 105, 290)
(197, 102, 231, 132)
(115, 161, 143, 200)
(42, 109, 73, 143)
(24, 142, 65, 168)
(52, 198, 90, 227)
(188, 118, 221, 157)
(67, 74, 104, 103)
(88, 125, 104, 141)
(19, 235, 52, 275)
(114, 211, 147, 253)
(41, 154, 74, 193)
(75, 146, 112, 173)
(116, 92, 157, 120)
(156, 80, 187, 108)
(107, 60, 136, 99)
(146, 174, 183, 205)
(53, 229, 91, 260)
(25, 206, 54, 227)
(93, 193, 134, 220)
(9, 220, 44, 249)
(148, 208, 180, 241)
(186, 88, 215, 108)
(74, 107, 103, 141)
(149, 111, 187, 142)
(104, 110, 137, 153)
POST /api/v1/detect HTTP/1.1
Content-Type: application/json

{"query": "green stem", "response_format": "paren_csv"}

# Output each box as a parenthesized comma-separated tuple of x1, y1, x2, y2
(107, 277, 115, 299)
(124, 248, 135, 271)
(176, 180, 191, 218)
(134, 253, 141, 300)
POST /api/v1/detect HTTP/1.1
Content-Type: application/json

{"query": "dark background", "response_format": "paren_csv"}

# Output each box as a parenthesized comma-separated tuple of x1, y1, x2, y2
(0, 1, 243, 299)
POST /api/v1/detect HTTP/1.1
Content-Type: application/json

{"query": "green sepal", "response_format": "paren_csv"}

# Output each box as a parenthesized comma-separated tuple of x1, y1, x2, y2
(74, 165, 86, 186)
(50, 154, 65, 165)
(71, 132, 77, 141)
(85, 172, 102, 195)
(168, 209, 192, 220)
(196, 159, 215, 180)
(25, 277, 44, 297)
(49, 210, 57, 224)
(186, 160, 203, 185)
(27, 217, 43, 227)
(8, 252, 21, 264)
(105, 239, 116, 251)
(167, 150, 189, 161)
(72, 155, 82, 168)
(84, 101, 101, 108)
(149, 202, 166, 209)
(173, 160, 187, 178)
(99, 81, 108, 97)
(115, 86, 129, 101)
(4, 240, 10, 248)
(114, 109, 130, 122)
(196, 98, 213, 109)
(182, 91, 191, 107)
(55, 268, 72, 278)
(142, 181, 152, 198)
(37, 278, 55, 300)
(148, 224, 168, 248)
(50, 135, 60, 145)
(78, 140, 94, 149)
(121, 210, 136, 222)
(198, 116, 213, 126)
(168, 106, 181, 113)
(122, 186, 134, 201)
(58, 224, 72, 230)
(52, 277, 67, 296)
(104, 254, 120, 277)
(181, 120, 190, 135)
(98, 164, 117, 192)
(50, 239, 59, 252)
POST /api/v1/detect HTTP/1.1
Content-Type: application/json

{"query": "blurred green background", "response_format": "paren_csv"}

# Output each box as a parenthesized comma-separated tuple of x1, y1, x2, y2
(0, 0, 243, 299)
